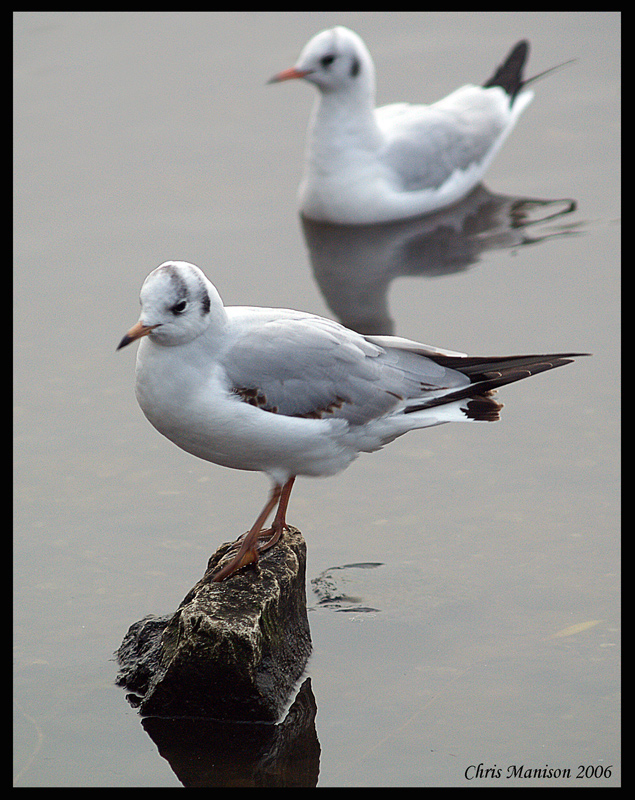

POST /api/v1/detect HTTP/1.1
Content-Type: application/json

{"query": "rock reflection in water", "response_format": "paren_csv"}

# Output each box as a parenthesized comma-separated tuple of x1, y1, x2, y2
(141, 677, 320, 788)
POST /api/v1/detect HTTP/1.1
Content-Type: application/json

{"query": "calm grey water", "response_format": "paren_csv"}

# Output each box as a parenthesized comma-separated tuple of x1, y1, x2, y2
(14, 11, 620, 787)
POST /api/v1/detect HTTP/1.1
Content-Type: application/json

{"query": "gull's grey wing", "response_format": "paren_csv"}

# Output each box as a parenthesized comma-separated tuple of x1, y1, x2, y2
(222, 310, 468, 424)
(377, 87, 514, 192)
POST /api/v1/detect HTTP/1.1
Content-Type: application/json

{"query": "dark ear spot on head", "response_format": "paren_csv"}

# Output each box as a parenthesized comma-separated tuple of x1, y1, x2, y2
(350, 57, 360, 78)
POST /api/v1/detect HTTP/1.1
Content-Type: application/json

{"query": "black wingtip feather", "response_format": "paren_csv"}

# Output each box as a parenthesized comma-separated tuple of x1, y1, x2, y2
(404, 353, 589, 418)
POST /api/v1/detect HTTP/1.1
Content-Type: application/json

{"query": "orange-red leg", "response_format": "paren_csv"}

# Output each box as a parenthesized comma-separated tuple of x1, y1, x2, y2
(212, 477, 295, 582)
(256, 476, 295, 554)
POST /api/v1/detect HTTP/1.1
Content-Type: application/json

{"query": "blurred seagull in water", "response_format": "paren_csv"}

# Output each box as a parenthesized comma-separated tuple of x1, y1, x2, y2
(270, 27, 572, 224)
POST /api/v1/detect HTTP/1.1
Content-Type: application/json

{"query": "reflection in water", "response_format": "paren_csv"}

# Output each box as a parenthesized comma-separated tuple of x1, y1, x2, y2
(302, 184, 578, 335)
(141, 677, 320, 787)
(311, 562, 384, 613)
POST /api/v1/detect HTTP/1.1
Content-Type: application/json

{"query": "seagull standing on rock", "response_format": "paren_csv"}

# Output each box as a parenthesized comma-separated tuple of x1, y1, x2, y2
(118, 261, 586, 581)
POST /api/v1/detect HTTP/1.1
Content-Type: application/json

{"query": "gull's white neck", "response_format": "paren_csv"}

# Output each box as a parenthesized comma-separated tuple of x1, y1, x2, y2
(305, 87, 383, 169)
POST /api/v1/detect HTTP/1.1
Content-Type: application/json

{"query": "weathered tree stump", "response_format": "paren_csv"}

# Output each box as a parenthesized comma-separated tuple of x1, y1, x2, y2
(116, 527, 312, 722)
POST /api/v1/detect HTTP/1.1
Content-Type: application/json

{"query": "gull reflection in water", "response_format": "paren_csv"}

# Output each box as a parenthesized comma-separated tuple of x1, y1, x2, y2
(301, 184, 578, 336)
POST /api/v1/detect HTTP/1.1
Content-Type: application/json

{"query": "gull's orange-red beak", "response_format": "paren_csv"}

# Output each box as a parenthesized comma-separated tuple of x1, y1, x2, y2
(267, 67, 312, 84)
(117, 321, 159, 351)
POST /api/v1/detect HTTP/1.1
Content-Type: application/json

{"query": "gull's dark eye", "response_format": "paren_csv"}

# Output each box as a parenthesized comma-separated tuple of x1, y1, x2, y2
(320, 54, 335, 69)
(170, 299, 188, 315)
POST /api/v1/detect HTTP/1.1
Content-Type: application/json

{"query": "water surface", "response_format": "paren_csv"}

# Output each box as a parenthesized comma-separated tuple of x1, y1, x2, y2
(14, 11, 620, 787)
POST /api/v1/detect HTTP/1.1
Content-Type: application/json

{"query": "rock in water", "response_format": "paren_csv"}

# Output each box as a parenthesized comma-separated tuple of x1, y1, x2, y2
(116, 527, 311, 721)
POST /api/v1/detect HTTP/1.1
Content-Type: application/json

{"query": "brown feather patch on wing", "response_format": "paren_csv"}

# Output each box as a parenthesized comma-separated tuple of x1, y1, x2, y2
(233, 386, 348, 419)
